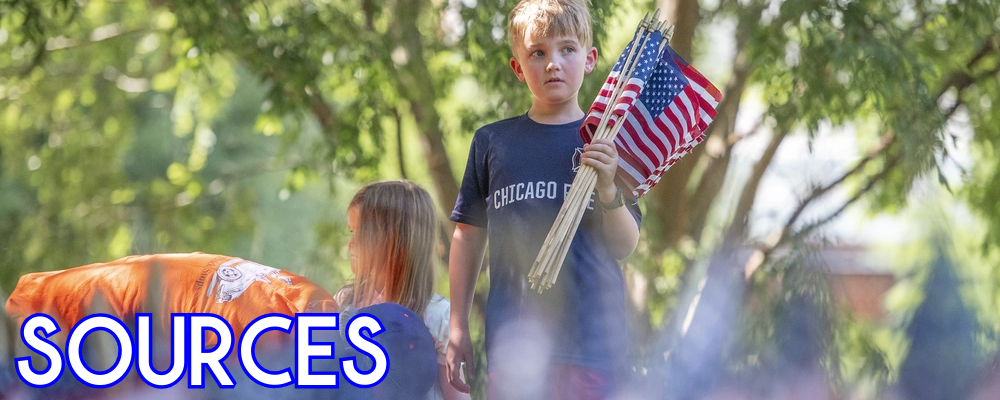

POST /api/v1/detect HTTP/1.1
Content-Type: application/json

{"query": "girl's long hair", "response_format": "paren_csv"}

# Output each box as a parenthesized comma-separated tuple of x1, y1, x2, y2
(349, 180, 437, 317)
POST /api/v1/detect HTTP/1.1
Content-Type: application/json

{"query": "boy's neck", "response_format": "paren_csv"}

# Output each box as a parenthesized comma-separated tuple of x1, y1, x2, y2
(526, 100, 585, 125)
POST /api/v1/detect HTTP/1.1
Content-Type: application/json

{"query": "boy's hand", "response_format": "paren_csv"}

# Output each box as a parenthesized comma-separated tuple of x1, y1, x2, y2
(581, 138, 620, 202)
(446, 325, 474, 393)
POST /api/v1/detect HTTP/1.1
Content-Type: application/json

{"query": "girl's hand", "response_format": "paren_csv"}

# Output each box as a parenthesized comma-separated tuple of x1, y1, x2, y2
(581, 138, 620, 202)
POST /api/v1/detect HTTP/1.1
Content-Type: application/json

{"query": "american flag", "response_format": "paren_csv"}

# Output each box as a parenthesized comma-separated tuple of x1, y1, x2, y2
(581, 39, 722, 199)
(581, 30, 663, 140)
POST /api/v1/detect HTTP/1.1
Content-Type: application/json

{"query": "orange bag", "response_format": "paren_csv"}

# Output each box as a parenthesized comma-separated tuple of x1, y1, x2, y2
(5, 253, 338, 344)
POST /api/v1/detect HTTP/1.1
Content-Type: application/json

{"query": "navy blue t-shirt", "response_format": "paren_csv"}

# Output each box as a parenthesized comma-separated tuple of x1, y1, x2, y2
(451, 113, 642, 373)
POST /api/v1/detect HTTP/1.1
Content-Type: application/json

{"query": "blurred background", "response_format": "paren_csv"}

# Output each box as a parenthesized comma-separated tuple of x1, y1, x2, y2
(0, 0, 998, 398)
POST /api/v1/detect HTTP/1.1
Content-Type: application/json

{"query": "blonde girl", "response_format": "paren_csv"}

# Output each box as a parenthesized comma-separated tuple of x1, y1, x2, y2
(336, 180, 470, 400)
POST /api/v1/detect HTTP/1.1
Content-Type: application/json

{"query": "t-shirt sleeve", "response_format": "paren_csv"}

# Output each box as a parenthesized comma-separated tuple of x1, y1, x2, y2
(451, 130, 489, 227)
(423, 295, 452, 365)
(626, 193, 643, 230)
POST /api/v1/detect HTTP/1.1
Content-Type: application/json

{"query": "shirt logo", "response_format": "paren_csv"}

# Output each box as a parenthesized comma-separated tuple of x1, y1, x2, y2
(205, 258, 292, 303)
(572, 147, 584, 173)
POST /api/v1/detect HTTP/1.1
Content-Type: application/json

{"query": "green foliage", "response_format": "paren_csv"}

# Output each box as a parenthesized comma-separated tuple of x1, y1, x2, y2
(0, 0, 357, 292)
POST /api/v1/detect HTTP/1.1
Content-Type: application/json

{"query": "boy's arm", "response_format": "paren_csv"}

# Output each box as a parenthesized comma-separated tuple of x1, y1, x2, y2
(446, 222, 487, 394)
(596, 185, 640, 259)
(439, 364, 472, 400)
(582, 138, 640, 260)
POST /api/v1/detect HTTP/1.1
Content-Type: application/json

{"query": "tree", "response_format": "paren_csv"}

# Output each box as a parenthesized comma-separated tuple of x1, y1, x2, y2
(645, 0, 999, 396)
(895, 255, 982, 400)
(646, 0, 1000, 261)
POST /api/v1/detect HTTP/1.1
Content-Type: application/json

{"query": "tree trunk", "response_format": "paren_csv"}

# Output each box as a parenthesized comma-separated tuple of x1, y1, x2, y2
(660, 0, 701, 60)
(392, 0, 460, 234)
(645, 0, 703, 253)
(392, 107, 408, 179)
(728, 130, 787, 238)
(684, 37, 753, 241)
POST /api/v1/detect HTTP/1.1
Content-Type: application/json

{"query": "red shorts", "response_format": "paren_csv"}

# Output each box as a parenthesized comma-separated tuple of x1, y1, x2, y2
(488, 364, 614, 400)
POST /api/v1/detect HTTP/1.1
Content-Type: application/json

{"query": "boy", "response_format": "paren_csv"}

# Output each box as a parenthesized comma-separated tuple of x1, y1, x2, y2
(446, 1, 641, 399)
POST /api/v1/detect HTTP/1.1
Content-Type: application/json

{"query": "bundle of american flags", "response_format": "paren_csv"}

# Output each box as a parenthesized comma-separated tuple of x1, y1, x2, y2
(528, 10, 722, 292)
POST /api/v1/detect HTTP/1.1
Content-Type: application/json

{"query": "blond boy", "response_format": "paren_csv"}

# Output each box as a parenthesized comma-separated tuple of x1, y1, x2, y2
(446, 1, 641, 399)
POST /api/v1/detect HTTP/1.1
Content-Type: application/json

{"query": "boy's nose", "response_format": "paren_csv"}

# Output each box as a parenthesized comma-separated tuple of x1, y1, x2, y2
(546, 61, 561, 72)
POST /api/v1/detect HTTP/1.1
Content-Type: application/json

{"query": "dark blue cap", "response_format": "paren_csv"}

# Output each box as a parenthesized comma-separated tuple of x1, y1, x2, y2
(337, 302, 438, 400)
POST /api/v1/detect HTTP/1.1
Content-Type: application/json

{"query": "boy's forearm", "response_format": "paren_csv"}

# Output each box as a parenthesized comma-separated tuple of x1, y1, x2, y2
(602, 207, 640, 259)
(597, 186, 640, 259)
(449, 223, 488, 328)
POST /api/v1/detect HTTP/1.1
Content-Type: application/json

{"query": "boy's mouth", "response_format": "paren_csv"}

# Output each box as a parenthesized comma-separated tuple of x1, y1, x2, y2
(546, 78, 564, 84)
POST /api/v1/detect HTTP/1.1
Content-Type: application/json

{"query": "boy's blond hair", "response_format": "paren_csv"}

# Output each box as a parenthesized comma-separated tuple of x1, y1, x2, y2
(508, 0, 593, 52)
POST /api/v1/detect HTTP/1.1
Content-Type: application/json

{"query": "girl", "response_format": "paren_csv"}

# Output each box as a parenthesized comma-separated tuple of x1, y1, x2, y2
(336, 180, 470, 400)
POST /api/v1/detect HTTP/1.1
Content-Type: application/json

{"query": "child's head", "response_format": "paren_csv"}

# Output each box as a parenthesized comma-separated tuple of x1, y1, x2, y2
(508, 0, 593, 51)
(347, 180, 436, 317)
(507, 0, 597, 110)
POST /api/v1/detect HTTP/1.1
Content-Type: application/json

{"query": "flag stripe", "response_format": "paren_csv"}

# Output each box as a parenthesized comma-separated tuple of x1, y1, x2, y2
(626, 104, 668, 161)
(622, 108, 666, 166)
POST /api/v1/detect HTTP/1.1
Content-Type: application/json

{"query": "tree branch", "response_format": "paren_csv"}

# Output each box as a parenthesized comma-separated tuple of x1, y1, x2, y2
(743, 43, 999, 276)
(788, 154, 902, 243)
(726, 112, 767, 147)
(306, 85, 341, 145)
(937, 37, 1000, 97)
(780, 131, 895, 236)
(728, 129, 788, 238)
(44, 26, 146, 51)
(392, 107, 407, 179)
(19, 47, 47, 78)
(964, 35, 999, 70)
(14, 24, 149, 78)
(972, 63, 1000, 85)
(362, 0, 376, 32)
(744, 151, 900, 277)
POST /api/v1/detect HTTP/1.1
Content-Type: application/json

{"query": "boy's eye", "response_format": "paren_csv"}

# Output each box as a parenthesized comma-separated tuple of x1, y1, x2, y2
(532, 50, 544, 57)
(562, 46, 575, 53)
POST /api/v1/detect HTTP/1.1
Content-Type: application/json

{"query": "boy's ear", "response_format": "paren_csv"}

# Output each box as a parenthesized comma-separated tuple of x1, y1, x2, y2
(584, 46, 598, 74)
(510, 56, 527, 82)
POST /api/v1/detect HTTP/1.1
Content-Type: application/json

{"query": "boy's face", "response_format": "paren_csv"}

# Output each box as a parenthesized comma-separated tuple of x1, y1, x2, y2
(510, 30, 597, 109)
